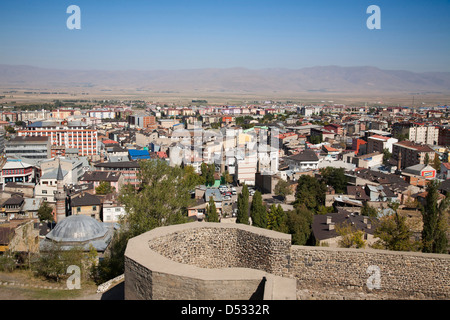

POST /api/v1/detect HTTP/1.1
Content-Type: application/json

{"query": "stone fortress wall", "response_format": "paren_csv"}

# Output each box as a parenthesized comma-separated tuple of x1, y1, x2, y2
(124, 222, 450, 300)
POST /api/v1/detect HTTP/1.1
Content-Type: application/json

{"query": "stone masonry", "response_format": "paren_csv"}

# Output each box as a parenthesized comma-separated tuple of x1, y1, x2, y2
(124, 222, 450, 300)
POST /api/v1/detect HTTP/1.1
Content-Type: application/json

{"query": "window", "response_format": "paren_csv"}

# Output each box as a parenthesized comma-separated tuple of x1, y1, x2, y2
(77, 207, 81, 213)
(93, 206, 97, 211)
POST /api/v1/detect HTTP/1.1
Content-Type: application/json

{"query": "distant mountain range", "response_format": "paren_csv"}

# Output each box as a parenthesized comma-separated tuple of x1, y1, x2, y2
(1, 64, 450, 95)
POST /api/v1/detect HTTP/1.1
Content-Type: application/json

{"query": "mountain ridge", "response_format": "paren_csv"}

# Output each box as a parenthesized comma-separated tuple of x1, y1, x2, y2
(1, 64, 449, 94)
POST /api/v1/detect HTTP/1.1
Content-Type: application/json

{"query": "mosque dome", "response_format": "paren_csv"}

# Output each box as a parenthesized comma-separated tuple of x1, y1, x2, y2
(46, 214, 108, 243)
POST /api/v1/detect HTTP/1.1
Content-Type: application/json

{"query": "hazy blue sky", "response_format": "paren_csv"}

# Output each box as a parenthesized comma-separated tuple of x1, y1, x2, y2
(1, 0, 449, 72)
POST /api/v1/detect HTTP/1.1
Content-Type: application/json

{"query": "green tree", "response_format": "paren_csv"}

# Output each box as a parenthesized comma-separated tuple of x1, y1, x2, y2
(206, 196, 219, 222)
(286, 204, 313, 245)
(382, 148, 392, 166)
(183, 164, 204, 188)
(207, 163, 216, 186)
(37, 201, 54, 222)
(220, 170, 233, 185)
(335, 222, 366, 249)
(33, 244, 84, 283)
(372, 202, 420, 251)
(361, 202, 379, 218)
(5, 125, 15, 134)
(309, 135, 322, 144)
(91, 228, 129, 284)
(274, 179, 292, 202)
(432, 155, 441, 172)
(236, 184, 249, 225)
(201, 163, 215, 187)
(119, 159, 192, 238)
(267, 204, 288, 233)
(250, 191, 267, 228)
(295, 175, 327, 212)
(319, 167, 348, 194)
(421, 180, 449, 253)
(95, 181, 113, 195)
(424, 153, 430, 166)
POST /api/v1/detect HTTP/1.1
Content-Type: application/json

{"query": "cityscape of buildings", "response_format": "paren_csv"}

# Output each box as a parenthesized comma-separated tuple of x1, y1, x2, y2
(0, 99, 449, 300)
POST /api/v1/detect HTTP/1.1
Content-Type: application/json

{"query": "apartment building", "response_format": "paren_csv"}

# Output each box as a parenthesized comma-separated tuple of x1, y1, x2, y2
(128, 115, 156, 129)
(392, 140, 436, 169)
(393, 122, 439, 145)
(17, 120, 98, 157)
(235, 154, 258, 186)
(367, 135, 398, 154)
(409, 124, 439, 145)
(0, 159, 37, 188)
(5, 136, 51, 159)
(438, 126, 450, 147)
(94, 161, 140, 187)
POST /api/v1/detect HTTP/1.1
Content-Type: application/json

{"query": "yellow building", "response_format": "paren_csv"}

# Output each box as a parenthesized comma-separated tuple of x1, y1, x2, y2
(70, 193, 102, 221)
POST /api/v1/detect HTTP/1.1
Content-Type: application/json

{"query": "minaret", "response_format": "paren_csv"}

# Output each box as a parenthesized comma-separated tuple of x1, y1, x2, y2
(55, 158, 66, 223)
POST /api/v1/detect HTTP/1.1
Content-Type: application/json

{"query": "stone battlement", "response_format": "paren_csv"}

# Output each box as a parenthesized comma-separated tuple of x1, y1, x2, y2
(124, 222, 450, 300)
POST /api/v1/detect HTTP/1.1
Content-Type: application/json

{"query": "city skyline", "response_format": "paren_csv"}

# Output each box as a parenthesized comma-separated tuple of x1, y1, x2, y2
(1, 0, 450, 72)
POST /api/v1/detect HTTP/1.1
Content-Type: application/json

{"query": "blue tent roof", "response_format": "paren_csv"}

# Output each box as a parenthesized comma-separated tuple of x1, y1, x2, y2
(128, 149, 151, 160)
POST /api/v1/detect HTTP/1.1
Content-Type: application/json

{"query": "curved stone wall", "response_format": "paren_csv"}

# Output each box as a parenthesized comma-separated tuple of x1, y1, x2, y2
(124, 222, 450, 300)
(124, 222, 294, 300)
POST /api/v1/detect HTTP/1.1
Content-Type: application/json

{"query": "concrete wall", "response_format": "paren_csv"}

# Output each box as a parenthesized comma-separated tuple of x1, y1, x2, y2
(124, 222, 450, 300)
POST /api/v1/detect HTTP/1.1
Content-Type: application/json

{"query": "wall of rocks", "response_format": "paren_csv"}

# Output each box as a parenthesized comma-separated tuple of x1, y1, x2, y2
(124, 223, 293, 300)
(124, 222, 450, 300)
(288, 245, 450, 299)
(147, 225, 291, 275)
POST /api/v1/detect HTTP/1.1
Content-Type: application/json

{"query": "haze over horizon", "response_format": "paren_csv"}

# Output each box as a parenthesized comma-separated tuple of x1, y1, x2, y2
(1, 1, 449, 73)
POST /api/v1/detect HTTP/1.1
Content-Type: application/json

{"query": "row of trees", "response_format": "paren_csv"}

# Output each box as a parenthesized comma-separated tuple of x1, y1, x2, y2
(234, 182, 315, 246)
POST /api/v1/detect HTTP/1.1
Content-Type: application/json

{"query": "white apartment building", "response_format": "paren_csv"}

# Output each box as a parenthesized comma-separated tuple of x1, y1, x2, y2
(409, 125, 439, 145)
(235, 154, 258, 186)
(102, 202, 126, 223)
(299, 106, 321, 117)
(35, 168, 70, 203)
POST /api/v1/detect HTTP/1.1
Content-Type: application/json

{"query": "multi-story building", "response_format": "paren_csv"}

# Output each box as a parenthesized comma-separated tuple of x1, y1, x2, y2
(5, 136, 51, 159)
(392, 141, 436, 169)
(17, 120, 98, 157)
(128, 115, 156, 129)
(94, 161, 140, 187)
(298, 106, 321, 117)
(34, 166, 70, 203)
(0, 159, 37, 189)
(51, 109, 73, 120)
(40, 157, 90, 185)
(408, 124, 439, 145)
(393, 122, 439, 145)
(367, 135, 398, 154)
(102, 201, 126, 223)
(438, 126, 450, 147)
(18, 110, 51, 122)
(286, 149, 320, 172)
(324, 124, 344, 136)
(235, 154, 258, 186)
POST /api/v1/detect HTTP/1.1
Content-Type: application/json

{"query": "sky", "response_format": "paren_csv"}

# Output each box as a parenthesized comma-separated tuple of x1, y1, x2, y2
(0, 0, 449, 72)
